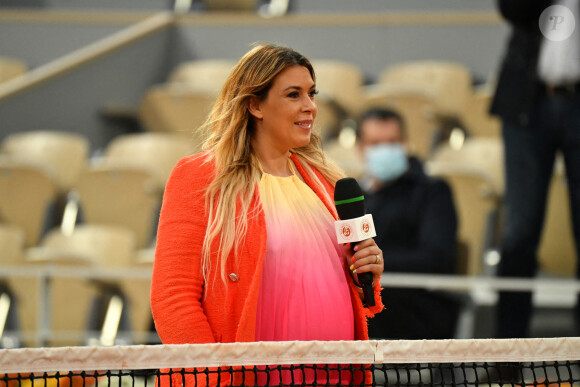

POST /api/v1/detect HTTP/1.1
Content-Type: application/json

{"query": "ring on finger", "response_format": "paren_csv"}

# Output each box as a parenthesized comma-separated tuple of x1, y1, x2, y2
(375, 254, 381, 264)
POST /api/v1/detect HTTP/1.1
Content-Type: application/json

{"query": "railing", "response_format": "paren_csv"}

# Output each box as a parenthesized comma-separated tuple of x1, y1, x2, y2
(0, 11, 174, 103)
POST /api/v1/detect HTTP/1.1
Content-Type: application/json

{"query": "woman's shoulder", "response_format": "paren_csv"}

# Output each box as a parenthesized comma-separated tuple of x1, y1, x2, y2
(167, 151, 216, 187)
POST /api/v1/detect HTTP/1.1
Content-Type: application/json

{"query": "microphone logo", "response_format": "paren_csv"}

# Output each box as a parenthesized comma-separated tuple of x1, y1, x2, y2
(341, 225, 353, 240)
(361, 221, 370, 234)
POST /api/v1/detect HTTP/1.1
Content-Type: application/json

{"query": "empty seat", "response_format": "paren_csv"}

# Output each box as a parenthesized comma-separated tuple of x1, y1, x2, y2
(27, 225, 139, 346)
(168, 59, 236, 93)
(378, 60, 473, 119)
(312, 60, 365, 117)
(460, 85, 501, 139)
(0, 224, 26, 266)
(314, 97, 344, 141)
(427, 162, 501, 275)
(538, 156, 576, 276)
(74, 165, 162, 249)
(0, 159, 59, 247)
(430, 137, 504, 195)
(138, 84, 213, 150)
(0, 224, 26, 347)
(204, 0, 259, 11)
(0, 131, 90, 192)
(100, 132, 193, 189)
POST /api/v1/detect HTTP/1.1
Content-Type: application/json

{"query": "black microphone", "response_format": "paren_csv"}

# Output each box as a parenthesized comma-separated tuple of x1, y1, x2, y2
(334, 177, 375, 307)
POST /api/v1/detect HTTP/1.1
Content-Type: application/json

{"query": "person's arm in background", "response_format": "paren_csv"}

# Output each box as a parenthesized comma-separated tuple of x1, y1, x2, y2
(150, 155, 216, 344)
(498, 0, 549, 28)
(381, 180, 458, 275)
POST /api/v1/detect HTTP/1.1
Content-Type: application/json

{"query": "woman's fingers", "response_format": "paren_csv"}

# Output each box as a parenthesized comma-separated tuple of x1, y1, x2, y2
(347, 238, 384, 285)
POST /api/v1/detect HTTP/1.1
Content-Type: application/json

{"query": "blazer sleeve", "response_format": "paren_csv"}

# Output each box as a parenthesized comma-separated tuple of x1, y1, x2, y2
(150, 155, 216, 344)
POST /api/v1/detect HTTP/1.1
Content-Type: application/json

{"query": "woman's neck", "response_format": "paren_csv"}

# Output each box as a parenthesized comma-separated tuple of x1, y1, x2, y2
(254, 148, 292, 177)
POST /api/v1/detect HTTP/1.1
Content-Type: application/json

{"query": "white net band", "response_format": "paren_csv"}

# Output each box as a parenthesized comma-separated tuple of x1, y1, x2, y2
(1, 338, 580, 374)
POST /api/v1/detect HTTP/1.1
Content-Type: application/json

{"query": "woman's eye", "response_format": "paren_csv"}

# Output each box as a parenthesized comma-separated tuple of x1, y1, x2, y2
(309, 90, 319, 98)
(287, 92, 299, 98)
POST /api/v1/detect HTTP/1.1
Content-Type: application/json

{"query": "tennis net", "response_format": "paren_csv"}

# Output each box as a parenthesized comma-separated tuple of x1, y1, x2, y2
(1, 338, 579, 386)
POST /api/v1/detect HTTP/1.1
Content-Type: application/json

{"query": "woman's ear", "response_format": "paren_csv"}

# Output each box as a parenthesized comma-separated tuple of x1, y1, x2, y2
(248, 96, 263, 120)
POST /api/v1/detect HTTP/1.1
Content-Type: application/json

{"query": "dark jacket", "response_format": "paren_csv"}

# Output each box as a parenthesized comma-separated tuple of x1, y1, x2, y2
(490, 0, 551, 127)
(366, 157, 458, 275)
(365, 157, 461, 339)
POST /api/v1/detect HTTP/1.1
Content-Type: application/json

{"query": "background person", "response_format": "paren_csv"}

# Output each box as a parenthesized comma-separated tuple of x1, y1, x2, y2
(490, 0, 580, 338)
(356, 108, 461, 340)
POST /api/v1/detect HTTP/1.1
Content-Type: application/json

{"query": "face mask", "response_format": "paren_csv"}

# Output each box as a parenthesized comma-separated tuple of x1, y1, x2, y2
(364, 143, 409, 183)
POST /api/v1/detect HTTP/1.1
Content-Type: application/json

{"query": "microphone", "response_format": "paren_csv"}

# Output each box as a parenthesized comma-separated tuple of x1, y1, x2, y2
(334, 177, 376, 307)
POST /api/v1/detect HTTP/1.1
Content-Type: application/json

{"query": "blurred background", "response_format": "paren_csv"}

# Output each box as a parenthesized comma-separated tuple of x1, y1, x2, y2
(0, 0, 575, 348)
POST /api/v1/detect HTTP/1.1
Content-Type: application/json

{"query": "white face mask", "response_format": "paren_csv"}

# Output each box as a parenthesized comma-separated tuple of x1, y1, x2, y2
(364, 143, 409, 183)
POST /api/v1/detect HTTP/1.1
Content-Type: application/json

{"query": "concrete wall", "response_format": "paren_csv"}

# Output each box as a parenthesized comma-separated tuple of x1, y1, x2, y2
(0, 18, 129, 69)
(172, 20, 508, 84)
(0, 26, 175, 151)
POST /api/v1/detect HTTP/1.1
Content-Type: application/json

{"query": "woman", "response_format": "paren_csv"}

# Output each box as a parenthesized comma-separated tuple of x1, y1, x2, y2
(150, 43, 384, 386)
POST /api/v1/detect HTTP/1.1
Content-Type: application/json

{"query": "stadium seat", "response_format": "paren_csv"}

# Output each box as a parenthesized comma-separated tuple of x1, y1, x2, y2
(100, 132, 194, 189)
(0, 224, 26, 267)
(311, 60, 365, 117)
(427, 162, 502, 275)
(538, 156, 576, 276)
(314, 96, 344, 141)
(168, 59, 236, 92)
(378, 60, 474, 119)
(0, 159, 59, 247)
(361, 85, 439, 160)
(0, 224, 26, 347)
(26, 225, 138, 346)
(0, 131, 90, 193)
(430, 137, 504, 195)
(204, 0, 259, 11)
(0, 57, 27, 84)
(74, 165, 162, 249)
(460, 85, 501, 139)
(138, 83, 213, 150)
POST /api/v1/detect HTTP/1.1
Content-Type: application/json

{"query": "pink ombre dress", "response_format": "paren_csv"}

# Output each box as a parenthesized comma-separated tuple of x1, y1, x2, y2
(255, 161, 354, 385)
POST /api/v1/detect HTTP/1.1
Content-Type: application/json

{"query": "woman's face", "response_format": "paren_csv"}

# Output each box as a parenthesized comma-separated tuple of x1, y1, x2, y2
(250, 65, 318, 153)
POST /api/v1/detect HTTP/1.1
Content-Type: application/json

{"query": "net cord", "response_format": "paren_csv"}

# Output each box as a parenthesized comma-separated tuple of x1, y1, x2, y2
(1, 338, 580, 374)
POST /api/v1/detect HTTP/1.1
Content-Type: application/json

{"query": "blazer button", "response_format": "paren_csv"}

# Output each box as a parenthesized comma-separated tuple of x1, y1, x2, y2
(229, 273, 239, 282)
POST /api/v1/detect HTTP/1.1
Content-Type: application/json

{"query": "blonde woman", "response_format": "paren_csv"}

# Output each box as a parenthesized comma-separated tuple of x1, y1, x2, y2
(150, 43, 384, 385)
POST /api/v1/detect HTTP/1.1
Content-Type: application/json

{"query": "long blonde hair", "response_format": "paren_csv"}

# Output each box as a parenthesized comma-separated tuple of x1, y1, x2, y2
(200, 43, 344, 284)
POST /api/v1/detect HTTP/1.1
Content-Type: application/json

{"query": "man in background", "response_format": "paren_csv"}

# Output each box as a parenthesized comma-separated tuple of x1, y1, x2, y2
(490, 0, 580, 338)
(357, 108, 461, 339)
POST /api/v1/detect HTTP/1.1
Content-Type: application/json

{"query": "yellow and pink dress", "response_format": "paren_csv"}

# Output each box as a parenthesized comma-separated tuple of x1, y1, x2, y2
(255, 160, 354, 385)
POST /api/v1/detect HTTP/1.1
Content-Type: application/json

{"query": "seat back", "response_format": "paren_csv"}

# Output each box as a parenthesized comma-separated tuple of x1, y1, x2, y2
(312, 60, 365, 116)
(75, 166, 161, 249)
(0, 161, 58, 247)
(0, 224, 26, 266)
(428, 163, 501, 275)
(138, 84, 213, 151)
(460, 86, 501, 138)
(538, 157, 576, 276)
(379, 61, 473, 118)
(102, 132, 193, 188)
(168, 60, 236, 92)
(0, 131, 90, 192)
(27, 225, 138, 346)
(430, 137, 504, 195)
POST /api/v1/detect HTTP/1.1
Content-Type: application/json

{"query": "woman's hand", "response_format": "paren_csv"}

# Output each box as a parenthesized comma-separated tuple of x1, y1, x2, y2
(342, 238, 384, 288)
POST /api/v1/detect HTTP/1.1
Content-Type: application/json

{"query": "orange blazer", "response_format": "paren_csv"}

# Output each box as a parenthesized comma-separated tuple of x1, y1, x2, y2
(151, 152, 383, 347)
